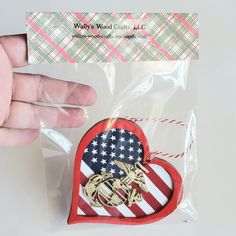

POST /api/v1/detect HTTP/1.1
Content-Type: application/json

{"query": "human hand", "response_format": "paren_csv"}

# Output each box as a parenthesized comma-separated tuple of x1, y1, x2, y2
(0, 34, 96, 146)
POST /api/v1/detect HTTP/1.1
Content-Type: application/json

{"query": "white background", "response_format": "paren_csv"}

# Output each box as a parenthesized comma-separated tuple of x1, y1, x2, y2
(0, 1, 235, 235)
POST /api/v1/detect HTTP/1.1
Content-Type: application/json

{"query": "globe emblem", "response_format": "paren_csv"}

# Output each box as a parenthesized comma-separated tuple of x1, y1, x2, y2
(84, 160, 149, 208)
(97, 178, 127, 207)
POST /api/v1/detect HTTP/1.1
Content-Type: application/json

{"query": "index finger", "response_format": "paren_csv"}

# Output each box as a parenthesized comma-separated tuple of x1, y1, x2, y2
(0, 34, 28, 67)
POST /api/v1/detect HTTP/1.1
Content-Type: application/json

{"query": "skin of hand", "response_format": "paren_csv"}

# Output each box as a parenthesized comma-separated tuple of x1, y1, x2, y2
(0, 34, 97, 146)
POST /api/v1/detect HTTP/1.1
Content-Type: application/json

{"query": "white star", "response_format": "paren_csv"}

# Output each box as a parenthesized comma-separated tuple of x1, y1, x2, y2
(138, 141, 141, 145)
(128, 147, 134, 152)
(101, 133, 107, 140)
(119, 137, 125, 142)
(101, 142, 107, 148)
(91, 149, 97, 155)
(110, 160, 115, 166)
(101, 150, 107, 156)
(110, 168, 115, 174)
(137, 157, 142, 162)
(101, 167, 106, 172)
(111, 128, 116, 132)
(101, 159, 107, 164)
(128, 138, 134, 144)
(91, 157, 97, 163)
(120, 145, 125, 151)
(84, 148, 88, 153)
(119, 154, 125, 159)
(119, 129, 125, 134)
(111, 135, 116, 141)
(138, 148, 142, 153)
(110, 144, 116, 149)
(119, 170, 124, 175)
(110, 152, 116, 158)
(92, 140, 98, 146)
(128, 131, 133, 135)
(128, 155, 134, 160)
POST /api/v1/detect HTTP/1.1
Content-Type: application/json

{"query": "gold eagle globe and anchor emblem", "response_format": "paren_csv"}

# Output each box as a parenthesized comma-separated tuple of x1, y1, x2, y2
(84, 160, 149, 207)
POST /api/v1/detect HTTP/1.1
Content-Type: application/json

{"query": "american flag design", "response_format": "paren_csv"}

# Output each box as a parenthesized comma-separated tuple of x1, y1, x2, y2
(77, 127, 174, 218)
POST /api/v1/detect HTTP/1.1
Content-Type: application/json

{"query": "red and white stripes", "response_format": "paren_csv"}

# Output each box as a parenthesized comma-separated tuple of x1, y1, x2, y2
(77, 160, 173, 218)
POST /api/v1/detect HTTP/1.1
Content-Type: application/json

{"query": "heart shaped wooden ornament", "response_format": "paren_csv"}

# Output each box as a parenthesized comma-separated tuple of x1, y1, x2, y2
(68, 118, 183, 225)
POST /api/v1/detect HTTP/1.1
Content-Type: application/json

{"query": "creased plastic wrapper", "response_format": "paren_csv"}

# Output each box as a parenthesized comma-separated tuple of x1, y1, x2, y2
(26, 12, 199, 228)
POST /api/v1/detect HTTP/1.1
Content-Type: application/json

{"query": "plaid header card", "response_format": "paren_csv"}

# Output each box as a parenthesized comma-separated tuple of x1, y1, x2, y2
(26, 12, 199, 63)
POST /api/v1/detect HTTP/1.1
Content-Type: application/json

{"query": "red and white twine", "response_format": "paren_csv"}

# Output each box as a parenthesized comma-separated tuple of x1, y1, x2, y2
(124, 116, 195, 159)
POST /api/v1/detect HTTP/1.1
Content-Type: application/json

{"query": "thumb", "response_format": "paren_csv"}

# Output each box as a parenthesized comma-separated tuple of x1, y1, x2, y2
(0, 43, 12, 126)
